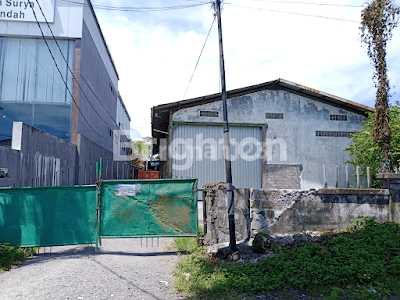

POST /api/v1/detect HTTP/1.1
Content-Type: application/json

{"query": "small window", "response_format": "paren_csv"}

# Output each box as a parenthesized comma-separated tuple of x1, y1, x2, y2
(316, 131, 356, 138)
(200, 111, 219, 118)
(109, 82, 115, 95)
(265, 113, 283, 119)
(330, 115, 347, 121)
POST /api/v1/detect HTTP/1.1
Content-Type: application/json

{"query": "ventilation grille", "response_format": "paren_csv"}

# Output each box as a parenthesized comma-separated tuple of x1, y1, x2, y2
(316, 131, 356, 137)
(265, 113, 283, 119)
(200, 111, 219, 118)
(330, 115, 348, 121)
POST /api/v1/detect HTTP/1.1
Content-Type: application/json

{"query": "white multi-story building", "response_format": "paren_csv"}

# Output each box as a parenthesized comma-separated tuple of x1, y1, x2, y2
(0, 0, 130, 153)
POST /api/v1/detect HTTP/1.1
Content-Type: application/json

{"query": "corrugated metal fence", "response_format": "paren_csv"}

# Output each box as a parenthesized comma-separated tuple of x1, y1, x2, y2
(1, 158, 141, 188)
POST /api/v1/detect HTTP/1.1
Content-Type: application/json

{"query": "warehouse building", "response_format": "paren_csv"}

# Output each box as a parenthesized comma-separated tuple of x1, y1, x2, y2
(152, 79, 372, 191)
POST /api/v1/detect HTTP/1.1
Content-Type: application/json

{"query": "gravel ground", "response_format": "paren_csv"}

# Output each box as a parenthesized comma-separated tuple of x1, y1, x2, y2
(0, 238, 185, 300)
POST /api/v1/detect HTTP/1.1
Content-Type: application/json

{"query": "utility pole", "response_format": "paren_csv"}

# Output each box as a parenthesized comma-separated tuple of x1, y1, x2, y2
(214, 0, 236, 253)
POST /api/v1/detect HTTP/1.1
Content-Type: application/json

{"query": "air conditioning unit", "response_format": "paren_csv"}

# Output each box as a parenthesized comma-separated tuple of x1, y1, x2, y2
(0, 168, 9, 178)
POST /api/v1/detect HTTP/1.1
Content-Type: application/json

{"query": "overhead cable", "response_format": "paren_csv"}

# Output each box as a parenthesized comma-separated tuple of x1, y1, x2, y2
(229, 4, 359, 23)
(58, 0, 211, 12)
(247, 0, 364, 8)
(183, 15, 216, 99)
(34, 0, 119, 128)
(0, 21, 74, 99)
(27, 0, 108, 138)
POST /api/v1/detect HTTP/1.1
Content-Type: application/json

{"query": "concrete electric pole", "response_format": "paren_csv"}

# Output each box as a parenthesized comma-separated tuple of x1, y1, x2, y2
(214, 0, 237, 253)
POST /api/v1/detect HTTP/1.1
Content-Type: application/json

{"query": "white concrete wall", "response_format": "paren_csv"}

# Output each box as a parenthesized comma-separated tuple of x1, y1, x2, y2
(172, 89, 366, 189)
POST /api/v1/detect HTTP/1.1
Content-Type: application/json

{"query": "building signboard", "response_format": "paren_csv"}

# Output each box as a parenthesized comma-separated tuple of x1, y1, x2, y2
(0, 0, 55, 23)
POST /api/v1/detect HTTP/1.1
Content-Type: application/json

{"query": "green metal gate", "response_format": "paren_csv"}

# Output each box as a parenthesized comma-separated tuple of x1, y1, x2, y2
(100, 179, 198, 238)
(0, 185, 98, 247)
(0, 178, 198, 249)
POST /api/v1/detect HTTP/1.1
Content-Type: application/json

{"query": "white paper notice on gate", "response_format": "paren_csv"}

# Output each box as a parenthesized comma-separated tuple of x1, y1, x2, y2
(115, 184, 142, 196)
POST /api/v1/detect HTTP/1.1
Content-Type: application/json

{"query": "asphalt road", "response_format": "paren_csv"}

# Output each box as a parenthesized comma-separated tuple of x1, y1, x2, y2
(0, 238, 186, 300)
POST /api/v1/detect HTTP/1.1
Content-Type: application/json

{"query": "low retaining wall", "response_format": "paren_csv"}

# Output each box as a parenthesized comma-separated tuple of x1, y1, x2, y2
(204, 183, 398, 245)
(204, 183, 250, 243)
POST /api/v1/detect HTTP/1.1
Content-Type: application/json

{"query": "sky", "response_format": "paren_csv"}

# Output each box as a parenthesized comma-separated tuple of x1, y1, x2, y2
(91, 0, 400, 140)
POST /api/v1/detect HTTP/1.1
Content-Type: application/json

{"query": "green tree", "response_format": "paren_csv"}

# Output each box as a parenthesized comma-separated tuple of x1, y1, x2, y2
(133, 137, 153, 160)
(360, 0, 399, 169)
(345, 105, 400, 188)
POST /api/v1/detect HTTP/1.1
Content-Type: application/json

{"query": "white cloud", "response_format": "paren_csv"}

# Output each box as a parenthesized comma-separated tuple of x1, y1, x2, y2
(93, 0, 400, 137)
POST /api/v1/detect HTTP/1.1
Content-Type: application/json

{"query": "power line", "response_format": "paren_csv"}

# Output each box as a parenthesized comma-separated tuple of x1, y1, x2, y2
(80, 74, 117, 123)
(228, 4, 360, 23)
(183, 15, 216, 99)
(30, 0, 214, 138)
(34, 0, 119, 129)
(27, 0, 108, 138)
(0, 21, 74, 101)
(58, 0, 211, 12)
(247, 0, 364, 8)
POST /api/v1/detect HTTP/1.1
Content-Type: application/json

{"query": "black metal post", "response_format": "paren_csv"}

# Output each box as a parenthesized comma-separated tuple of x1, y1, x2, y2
(215, 0, 236, 253)
(202, 190, 207, 236)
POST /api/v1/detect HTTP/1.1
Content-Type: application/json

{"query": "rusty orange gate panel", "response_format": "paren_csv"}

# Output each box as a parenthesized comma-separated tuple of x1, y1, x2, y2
(99, 179, 198, 238)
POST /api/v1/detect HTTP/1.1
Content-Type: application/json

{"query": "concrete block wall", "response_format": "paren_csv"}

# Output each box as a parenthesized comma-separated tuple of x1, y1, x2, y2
(204, 182, 395, 245)
(377, 174, 400, 223)
(264, 164, 301, 189)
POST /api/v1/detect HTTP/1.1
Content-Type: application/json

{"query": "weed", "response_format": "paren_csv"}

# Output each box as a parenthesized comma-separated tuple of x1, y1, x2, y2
(174, 237, 198, 253)
(325, 287, 341, 300)
(174, 227, 204, 253)
(0, 243, 37, 272)
(198, 226, 204, 238)
(175, 218, 400, 299)
(251, 230, 269, 253)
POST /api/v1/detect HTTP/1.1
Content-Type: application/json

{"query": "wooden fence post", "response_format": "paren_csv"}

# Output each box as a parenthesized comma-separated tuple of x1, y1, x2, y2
(335, 165, 338, 188)
(356, 165, 360, 189)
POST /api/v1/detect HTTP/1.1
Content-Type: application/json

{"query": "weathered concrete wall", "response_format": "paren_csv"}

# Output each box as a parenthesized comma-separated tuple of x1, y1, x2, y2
(251, 188, 391, 236)
(264, 164, 301, 189)
(204, 183, 394, 244)
(173, 89, 364, 189)
(377, 174, 400, 223)
(204, 183, 251, 244)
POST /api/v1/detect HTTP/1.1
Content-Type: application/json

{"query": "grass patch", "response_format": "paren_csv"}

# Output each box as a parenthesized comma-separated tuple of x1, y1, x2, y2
(174, 227, 204, 254)
(175, 218, 400, 299)
(0, 243, 37, 272)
